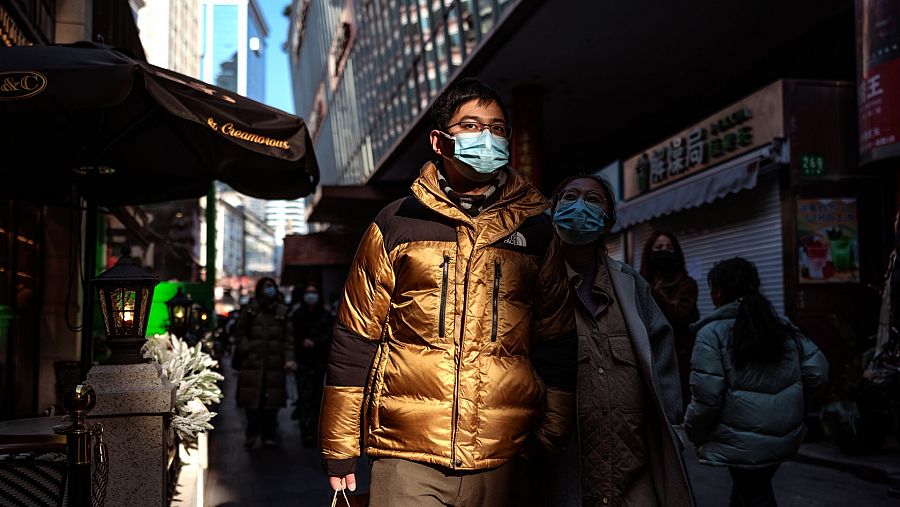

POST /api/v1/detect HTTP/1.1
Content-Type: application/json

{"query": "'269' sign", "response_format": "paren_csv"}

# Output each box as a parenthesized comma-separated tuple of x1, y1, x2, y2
(0, 71, 48, 100)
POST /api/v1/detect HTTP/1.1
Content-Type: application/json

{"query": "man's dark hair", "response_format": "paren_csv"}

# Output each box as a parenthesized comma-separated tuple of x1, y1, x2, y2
(428, 77, 508, 132)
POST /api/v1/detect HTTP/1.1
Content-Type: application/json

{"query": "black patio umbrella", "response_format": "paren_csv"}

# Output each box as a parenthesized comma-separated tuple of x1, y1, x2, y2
(0, 41, 319, 205)
(0, 41, 320, 376)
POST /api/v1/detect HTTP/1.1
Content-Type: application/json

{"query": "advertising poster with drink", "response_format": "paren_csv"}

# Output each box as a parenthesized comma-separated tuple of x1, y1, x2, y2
(798, 198, 860, 283)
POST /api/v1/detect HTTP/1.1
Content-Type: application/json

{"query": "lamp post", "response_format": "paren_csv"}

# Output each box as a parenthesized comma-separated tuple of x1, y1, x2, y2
(165, 287, 193, 339)
(92, 246, 159, 365)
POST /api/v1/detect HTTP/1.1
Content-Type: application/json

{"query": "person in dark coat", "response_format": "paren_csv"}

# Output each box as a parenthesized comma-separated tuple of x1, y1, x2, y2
(290, 284, 333, 447)
(685, 257, 828, 507)
(641, 231, 700, 410)
(551, 174, 693, 507)
(233, 277, 296, 448)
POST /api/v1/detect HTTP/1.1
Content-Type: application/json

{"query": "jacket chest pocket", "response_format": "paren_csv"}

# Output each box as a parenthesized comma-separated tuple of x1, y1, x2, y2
(607, 334, 643, 413)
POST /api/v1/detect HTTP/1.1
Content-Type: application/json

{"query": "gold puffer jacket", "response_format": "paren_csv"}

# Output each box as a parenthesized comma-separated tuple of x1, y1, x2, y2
(320, 162, 576, 474)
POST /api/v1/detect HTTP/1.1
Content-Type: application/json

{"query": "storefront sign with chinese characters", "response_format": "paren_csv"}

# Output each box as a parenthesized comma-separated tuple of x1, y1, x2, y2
(797, 198, 860, 284)
(857, 0, 900, 164)
(624, 81, 785, 199)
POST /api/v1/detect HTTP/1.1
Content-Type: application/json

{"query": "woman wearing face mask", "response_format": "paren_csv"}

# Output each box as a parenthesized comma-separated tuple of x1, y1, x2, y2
(290, 284, 333, 447)
(685, 258, 828, 507)
(551, 175, 693, 507)
(640, 232, 699, 411)
(232, 277, 297, 448)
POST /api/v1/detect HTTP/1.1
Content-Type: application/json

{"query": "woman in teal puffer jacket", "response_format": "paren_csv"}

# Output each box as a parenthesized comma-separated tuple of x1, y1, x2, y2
(685, 257, 828, 507)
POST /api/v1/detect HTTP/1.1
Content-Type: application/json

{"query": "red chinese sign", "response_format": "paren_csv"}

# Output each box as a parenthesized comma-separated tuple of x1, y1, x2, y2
(857, 0, 900, 164)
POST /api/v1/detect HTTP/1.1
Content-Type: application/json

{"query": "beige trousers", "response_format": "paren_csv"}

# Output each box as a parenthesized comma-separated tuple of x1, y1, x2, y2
(369, 458, 520, 507)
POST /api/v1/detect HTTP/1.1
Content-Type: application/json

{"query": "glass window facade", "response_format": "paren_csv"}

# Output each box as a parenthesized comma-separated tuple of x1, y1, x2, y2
(247, 11, 266, 102)
(212, 5, 239, 92)
(291, 0, 514, 185)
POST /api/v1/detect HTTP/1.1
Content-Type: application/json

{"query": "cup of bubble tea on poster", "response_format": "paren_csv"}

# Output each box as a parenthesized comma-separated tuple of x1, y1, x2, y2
(805, 238, 830, 279)
(830, 236, 853, 272)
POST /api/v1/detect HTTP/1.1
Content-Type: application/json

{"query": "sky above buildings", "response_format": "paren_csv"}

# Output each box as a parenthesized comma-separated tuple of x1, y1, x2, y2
(260, 1, 295, 115)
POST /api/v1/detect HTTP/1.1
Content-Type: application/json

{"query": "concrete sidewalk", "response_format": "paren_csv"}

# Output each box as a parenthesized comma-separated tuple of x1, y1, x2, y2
(203, 356, 372, 507)
(794, 438, 900, 492)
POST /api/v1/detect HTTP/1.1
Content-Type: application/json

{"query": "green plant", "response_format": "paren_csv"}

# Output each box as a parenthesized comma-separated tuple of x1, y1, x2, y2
(142, 333, 224, 442)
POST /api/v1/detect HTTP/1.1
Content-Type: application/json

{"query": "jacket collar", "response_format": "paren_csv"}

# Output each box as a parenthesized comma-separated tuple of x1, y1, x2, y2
(411, 161, 548, 243)
(689, 301, 739, 334)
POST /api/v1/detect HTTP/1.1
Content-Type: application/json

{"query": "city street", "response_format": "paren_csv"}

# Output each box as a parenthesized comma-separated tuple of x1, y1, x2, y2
(205, 357, 897, 506)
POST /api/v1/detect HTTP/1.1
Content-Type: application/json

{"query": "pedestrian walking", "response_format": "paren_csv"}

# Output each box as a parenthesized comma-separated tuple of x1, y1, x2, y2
(319, 77, 577, 507)
(290, 284, 333, 447)
(640, 231, 699, 411)
(551, 174, 693, 507)
(232, 277, 297, 448)
(685, 257, 829, 507)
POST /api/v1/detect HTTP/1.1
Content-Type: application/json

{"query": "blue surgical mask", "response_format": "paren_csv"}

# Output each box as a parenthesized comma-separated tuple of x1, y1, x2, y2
(303, 292, 320, 305)
(553, 198, 607, 246)
(443, 130, 510, 181)
(262, 286, 277, 298)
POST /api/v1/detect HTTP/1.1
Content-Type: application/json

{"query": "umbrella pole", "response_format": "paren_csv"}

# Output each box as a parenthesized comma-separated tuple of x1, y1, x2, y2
(80, 199, 98, 380)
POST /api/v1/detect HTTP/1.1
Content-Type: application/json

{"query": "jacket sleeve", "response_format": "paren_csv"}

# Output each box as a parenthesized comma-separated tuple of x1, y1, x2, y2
(798, 334, 829, 400)
(635, 271, 683, 425)
(652, 277, 699, 329)
(320, 222, 395, 476)
(529, 237, 577, 457)
(284, 307, 295, 363)
(683, 326, 726, 446)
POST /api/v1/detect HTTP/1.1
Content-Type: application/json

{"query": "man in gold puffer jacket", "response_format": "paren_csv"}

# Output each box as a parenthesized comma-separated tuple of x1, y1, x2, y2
(321, 78, 577, 506)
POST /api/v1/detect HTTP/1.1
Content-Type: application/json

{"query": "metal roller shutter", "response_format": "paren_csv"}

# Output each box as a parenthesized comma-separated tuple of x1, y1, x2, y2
(631, 174, 784, 319)
(605, 233, 625, 263)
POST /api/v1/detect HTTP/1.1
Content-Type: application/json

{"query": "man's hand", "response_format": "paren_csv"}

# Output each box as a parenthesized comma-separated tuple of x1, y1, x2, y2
(285, 360, 298, 371)
(303, 338, 316, 349)
(328, 474, 357, 492)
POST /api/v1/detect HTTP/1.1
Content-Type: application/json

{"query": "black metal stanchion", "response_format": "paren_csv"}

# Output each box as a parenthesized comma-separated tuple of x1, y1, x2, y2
(55, 384, 96, 507)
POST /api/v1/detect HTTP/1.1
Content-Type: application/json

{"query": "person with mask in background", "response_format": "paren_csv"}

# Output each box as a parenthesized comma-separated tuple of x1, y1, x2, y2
(320, 77, 577, 506)
(232, 277, 297, 448)
(640, 232, 699, 410)
(551, 174, 693, 507)
(290, 284, 333, 447)
(685, 257, 828, 507)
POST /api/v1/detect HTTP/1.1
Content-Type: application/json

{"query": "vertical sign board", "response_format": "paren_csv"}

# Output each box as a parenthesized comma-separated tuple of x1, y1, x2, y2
(857, 0, 900, 164)
(797, 198, 860, 284)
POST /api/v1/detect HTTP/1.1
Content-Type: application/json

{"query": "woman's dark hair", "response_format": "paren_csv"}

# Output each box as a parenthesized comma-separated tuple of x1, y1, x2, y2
(639, 231, 687, 280)
(707, 257, 792, 368)
(254, 277, 283, 302)
(428, 77, 509, 132)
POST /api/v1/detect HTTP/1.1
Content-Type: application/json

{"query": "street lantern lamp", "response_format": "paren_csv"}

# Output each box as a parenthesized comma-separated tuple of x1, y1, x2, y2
(192, 304, 210, 333)
(93, 246, 159, 364)
(165, 287, 193, 338)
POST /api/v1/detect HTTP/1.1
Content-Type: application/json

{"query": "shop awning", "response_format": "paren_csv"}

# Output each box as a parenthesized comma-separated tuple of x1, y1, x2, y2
(613, 146, 782, 232)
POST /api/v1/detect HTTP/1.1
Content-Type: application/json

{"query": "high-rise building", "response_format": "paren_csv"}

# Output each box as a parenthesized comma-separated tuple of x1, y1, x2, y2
(199, 1, 274, 292)
(200, 0, 268, 102)
(137, 0, 202, 78)
(288, 0, 515, 187)
(265, 199, 308, 274)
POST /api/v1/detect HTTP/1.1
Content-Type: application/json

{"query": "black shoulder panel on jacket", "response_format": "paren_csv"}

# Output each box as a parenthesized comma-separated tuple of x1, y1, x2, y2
(375, 196, 457, 253)
(491, 212, 554, 258)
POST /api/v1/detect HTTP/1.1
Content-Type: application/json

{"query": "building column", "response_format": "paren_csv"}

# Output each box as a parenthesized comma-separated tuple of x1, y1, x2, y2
(86, 363, 174, 506)
(510, 85, 544, 191)
(55, 0, 93, 43)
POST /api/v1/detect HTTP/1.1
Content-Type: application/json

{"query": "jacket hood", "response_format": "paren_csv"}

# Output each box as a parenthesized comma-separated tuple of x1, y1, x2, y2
(411, 161, 548, 225)
(689, 301, 739, 334)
